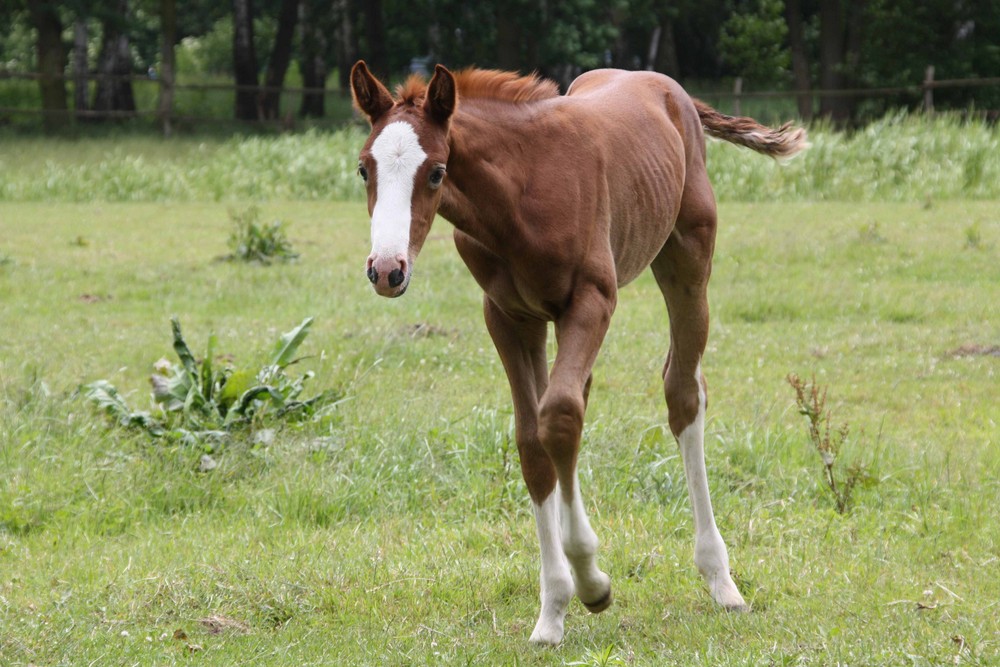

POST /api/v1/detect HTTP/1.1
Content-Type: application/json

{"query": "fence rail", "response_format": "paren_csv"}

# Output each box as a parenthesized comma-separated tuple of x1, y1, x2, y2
(2, 67, 998, 131)
(714, 68, 1000, 116)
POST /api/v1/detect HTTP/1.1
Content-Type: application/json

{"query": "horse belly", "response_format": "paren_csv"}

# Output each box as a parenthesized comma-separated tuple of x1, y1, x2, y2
(608, 155, 684, 286)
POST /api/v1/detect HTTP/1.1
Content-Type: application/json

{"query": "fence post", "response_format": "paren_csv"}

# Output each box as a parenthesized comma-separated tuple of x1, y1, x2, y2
(923, 65, 934, 114)
(733, 77, 743, 116)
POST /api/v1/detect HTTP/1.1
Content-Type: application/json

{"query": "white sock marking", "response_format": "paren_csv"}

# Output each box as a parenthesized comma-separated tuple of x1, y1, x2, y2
(678, 361, 746, 609)
(530, 488, 574, 645)
(559, 476, 610, 606)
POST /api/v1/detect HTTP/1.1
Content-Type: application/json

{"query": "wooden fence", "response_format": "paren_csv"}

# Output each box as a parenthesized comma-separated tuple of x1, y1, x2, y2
(2, 67, 999, 133)
(0, 70, 352, 132)
(721, 67, 1000, 116)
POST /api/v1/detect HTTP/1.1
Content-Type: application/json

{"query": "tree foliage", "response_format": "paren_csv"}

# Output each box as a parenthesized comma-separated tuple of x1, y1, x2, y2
(719, 0, 790, 85)
(2, 0, 999, 123)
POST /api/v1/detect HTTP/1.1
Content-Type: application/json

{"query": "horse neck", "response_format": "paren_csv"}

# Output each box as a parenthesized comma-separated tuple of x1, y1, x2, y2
(438, 105, 529, 249)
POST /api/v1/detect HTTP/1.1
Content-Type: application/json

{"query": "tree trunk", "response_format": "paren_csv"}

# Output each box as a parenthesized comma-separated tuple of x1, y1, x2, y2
(28, 2, 69, 133)
(495, 12, 521, 69)
(73, 17, 89, 116)
(260, 0, 299, 119)
(785, 0, 812, 120)
(645, 26, 661, 71)
(818, 0, 850, 123)
(93, 0, 137, 119)
(158, 0, 177, 136)
(495, 3, 520, 71)
(654, 19, 680, 78)
(299, 1, 328, 118)
(361, 0, 388, 78)
(335, 0, 357, 93)
(232, 0, 260, 121)
(843, 0, 864, 87)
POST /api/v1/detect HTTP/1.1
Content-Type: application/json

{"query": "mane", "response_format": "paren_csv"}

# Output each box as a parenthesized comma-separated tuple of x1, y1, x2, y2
(395, 68, 559, 107)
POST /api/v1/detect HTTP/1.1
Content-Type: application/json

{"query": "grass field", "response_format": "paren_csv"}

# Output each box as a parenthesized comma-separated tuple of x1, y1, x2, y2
(1, 123, 999, 665)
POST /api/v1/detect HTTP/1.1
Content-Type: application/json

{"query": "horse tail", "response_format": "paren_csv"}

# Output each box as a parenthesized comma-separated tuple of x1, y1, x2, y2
(693, 99, 808, 161)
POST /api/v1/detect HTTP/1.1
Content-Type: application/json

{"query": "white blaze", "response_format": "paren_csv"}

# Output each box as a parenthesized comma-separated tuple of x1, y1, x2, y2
(370, 121, 427, 258)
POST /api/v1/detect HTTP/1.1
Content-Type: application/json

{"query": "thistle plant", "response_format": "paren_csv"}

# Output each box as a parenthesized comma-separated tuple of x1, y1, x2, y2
(787, 373, 873, 514)
(82, 317, 341, 446)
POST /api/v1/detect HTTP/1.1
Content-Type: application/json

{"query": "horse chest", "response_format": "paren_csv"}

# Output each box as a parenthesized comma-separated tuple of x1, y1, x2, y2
(454, 229, 577, 320)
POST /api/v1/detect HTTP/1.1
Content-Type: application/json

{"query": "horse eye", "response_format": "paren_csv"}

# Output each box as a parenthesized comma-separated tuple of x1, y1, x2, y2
(429, 167, 446, 188)
(358, 165, 368, 182)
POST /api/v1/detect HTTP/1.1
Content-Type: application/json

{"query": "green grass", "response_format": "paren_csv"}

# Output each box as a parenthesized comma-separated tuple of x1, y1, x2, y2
(1, 194, 997, 664)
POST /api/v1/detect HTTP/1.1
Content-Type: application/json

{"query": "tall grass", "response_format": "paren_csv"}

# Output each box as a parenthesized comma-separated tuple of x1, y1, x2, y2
(1, 113, 998, 203)
(708, 112, 1000, 201)
(0, 126, 368, 203)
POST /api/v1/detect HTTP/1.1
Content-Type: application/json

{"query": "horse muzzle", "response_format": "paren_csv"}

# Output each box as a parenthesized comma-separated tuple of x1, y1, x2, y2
(366, 252, 411, 298)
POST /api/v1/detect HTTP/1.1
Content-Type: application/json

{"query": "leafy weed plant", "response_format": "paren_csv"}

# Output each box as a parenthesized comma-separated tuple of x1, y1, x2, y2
(567, 644, 631, 667)
(787, 373, 874, 513)
(963, 222, 983, 249)
(82, 317, 341, 445)
(225, 205, 299, 264)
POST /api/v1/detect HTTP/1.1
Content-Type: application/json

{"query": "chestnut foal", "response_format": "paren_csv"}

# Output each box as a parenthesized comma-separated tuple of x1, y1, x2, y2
(350, 61, 806, 645)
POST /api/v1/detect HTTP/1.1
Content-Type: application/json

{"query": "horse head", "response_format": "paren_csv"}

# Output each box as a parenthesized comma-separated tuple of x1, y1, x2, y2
(350, 61, 456, 297)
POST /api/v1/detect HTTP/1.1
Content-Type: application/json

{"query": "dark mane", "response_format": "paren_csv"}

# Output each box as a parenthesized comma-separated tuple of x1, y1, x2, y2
(395, 69, 559, 107)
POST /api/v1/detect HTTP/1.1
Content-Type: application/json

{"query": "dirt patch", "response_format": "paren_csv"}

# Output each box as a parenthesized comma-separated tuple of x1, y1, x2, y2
(947, 344, 1000, 358)
(405, 322, 455, 339)
(79, 293, 112, 304)
(200, 614, 251, 635)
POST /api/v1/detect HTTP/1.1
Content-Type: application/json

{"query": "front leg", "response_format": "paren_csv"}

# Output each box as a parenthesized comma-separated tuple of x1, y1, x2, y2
(538, 280, 617, 613)
(483, 297, 574, 645)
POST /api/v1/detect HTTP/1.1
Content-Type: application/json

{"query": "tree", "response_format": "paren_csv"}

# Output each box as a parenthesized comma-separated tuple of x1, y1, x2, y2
(818, 0, 863, 123)
(649, 10, 680, 76)
(334, 0, 359, 93)
(784, 0, 811, 119)
(92, 0, 137, 119)
(718, 0, 789, 86)
(159, 0, 177, 135)
(299, 0, 335, 118)
(494, 2, 521, 71)
(27, 1, 69, 132)
(72, 16, 88, 116)
(361, 0, 388, 78)
(232, 0, 259, 120)
(259, 0, 299, 119)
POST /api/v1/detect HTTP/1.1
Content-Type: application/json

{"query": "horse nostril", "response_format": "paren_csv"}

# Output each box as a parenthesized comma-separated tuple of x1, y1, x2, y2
(367, 266, 379, 284)
(388, 268, 405, 288)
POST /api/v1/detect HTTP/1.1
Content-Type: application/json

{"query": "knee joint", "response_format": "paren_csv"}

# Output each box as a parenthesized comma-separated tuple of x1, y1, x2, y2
(538, 391, 584, 457)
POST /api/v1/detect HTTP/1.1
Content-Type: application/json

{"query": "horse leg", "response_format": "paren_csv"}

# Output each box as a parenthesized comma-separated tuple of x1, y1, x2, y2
(483, 297, 574, 645)
(651, 210, 748, 612)
(539, 281, 616, 614)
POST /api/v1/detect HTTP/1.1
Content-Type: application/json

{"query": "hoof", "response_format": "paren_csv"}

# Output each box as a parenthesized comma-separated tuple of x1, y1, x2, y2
(581, 587, 613, 614)
(528, 628, 563, 646)
(528, 610, 567, 646)
(707, 571, 747, 612)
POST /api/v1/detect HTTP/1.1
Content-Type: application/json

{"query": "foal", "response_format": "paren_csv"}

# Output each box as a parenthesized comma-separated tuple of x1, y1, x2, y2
(350, 61, 806, 645)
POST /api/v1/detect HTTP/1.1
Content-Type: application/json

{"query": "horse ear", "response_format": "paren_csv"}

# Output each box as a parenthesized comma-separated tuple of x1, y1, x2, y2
(425, 64, 457, 126)
(351, 61, 394, 124)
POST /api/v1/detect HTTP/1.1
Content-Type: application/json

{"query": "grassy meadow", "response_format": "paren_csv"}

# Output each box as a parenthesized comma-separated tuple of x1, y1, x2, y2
(1, 117, 999, 665)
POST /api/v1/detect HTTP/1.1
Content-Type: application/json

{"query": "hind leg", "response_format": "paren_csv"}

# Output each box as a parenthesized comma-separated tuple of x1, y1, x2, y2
(651, 194, 747, 611)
